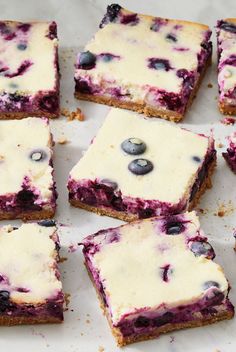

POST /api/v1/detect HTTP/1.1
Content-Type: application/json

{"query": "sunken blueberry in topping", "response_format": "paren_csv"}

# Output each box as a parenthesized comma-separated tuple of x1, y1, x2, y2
(219, 21, 236, 34)
(30, 149, 46, 162)
(189, 241, 215, 259)
(38, 219, 56, 227)
(160, 264, 172, 282)
(128, 159, 153, 175)
(39, 94, 59, 113)
(100, 179, 118, 190)
(166, 33, 177, 42)
(5, 60, 32, 78)
(99, 53, 120, 62)
(17, 43, 27, 50)
(121, 138, 146, 155)
(17, 23, 31, 32)
(78, 51, 96, 70)
(0, 290, 10, 312)
(153, 312, 174, 327)
(99, 4, 122, 28)
(150, 18, 168, 32)
(165, 221, 184, 235)
(16, 189, 36, 206)
(134, 316, 150, 328)
(192, 156, 201, 163)
(148, 58, 172, 71)
(203, 281, 220, 290)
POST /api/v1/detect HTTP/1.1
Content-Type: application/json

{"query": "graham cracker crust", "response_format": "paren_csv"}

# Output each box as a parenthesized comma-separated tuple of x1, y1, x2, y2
(85, 262, 233, 347)
(75, 56, 211, 122)
(69, 154, 216, 222)
(219, 102, 236, 115)
(0, 110, 59, 120)
(0, 207, 55, 221)
(0, 315, 62, 326)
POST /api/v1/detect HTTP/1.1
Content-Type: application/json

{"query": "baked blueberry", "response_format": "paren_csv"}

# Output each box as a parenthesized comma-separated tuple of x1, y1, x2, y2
(128, 159, 153, 175)
(165, 221, 183, 235)
(203, 281, 220, 290)
(16, 189, 36, 205)
(17, 43, 27, 50)
(166, 33, 177, 42)
(78, 51, 96, 70)
(192, 156, 201, 162)
(220, 21, 236, 34)
(38, 219, 56, 227)
(100, 179, 118, 190)
(150, 18, 168, 32)
(99, 53, 119, 62)
(160, 264, 172, 282)
(189, 241, 215, 259)
(39, 94, 59, 113)
(148, 58, 172, 71)
(30, 149, 46, 162)
(121, 138, 146, 155)
(0, 290, 10, 312)
(154, 312, 174, 327)
(99, 4, 122, 28)
(134, 316, 150, 328)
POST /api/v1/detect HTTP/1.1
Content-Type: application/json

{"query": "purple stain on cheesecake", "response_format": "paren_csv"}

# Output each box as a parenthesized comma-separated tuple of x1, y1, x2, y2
(150, 17, 168, 32)
(120, 13, 139, 26)
(160, 264, 172, 282)
(98, 53, 120, 62)
(5, 60, 33, 78)
(16, 287, 30, 293)
(148, 58, 172, 71)
(17, 23, 31, 33)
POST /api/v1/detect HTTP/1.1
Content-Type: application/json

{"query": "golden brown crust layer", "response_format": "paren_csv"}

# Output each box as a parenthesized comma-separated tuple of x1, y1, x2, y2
(223, 18, 236, 24)
(69, 154, 216, 222)
(85, 262, 233, 347)
(75, 53, 211, 122)
(0, 207, 55, 221)
(0, 111, 59, 120)
(219, 102, 236, 115)
(0, 315, 62, 326)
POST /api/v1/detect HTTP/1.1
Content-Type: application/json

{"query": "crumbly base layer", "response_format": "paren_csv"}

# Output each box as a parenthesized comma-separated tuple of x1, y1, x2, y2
(85, 261, 233, 347)
(219, 102, 236, 115)
(69, 154, 216, 222)
(75, 56, 211, 122)
(0, 207, 55, 221)
(0, 315, 62, 326)
(0, 110, 59, 120)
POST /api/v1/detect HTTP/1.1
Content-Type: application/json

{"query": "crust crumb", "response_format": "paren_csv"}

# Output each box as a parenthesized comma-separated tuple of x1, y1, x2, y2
(214, 201, 235, 217)
(65, 293, 71, 308)
(207, 83, 213, 88)
(0, 155, 4, 161)
(217, 142, 224, 148)
(98, 347, 105, 352)
(58, 137, 69, 145)
(61, 107, 85, 121)
(59, 256, 68, 263)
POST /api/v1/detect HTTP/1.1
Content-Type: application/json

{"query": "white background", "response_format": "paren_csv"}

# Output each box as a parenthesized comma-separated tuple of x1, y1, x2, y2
(0, 0, 236, 351)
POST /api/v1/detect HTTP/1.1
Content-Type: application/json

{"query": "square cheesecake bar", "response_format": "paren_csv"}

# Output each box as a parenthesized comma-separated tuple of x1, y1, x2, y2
(0, 21, 59, 119)
(74, 4, 212, 122)
(0, 221, 64, 325)
(217, 19, 236, 115)
(222, 131, 236, 173)
(0, 117, 57, 220)
(80, 211, 234, 346)
(68, 108, 216, 222)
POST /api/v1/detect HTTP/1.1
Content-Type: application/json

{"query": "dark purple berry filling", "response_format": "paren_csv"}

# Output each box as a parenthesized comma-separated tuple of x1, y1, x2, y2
(150, 18, 168, 32)
(38, 93, 59, 113)
(148, 58, 172, 71)
(99, 4, 122, 28)
(78, 51, 96, 70)
(218, 20, 236, 34)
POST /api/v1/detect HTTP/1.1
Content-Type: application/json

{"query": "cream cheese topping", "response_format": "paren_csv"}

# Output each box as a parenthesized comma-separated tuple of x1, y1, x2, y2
(87, 212, 228, 324)
(0, 117, 53, 201)
(0, 223, 62, 304)
(70, 109, 210, 203)
(0, 22, 57, 94)
(75, 9, 210, 96)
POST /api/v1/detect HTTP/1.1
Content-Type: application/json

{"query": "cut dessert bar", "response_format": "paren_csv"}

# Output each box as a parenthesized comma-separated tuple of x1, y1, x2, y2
(0, 221, 64, 325)
(74, 4, 212, 122)
(0, 21, 59, 119)
(0, 117, 57, 220)
(217, 19, 236, 115)
(80, 211, 234, 346)
(68, 108, 216, 222)
(222, 131, 236, 173)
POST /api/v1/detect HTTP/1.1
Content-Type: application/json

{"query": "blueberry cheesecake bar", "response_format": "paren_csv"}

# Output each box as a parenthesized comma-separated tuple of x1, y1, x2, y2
(0, 117, 57, 220)
(217, 19, 236, 115)
(222, 131, 236, 173)
(68, 108, 216, 222)
(74, 4, 212, 122)
(80, 211, 234, 346)
(0, 221, 64, 325)
(0, 21, 59, 119)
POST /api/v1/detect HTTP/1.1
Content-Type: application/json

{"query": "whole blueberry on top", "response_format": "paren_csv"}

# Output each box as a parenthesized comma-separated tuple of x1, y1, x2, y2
(165, 221, 183, 235)
(148, 58, 172, 71)
(99, 4, 122, 28)
(203, 281, 220, 290)
(17, 23, 31, 32)
(128, 159, 153, 175)
(78, 51, 96, 70)
(121, 138, 146, 155)
(30, 149, 46, 162)
(219, 21, 236, 34)
(166, 33, 177, 42)
(150, 18, 168, 32)
(189, 241, 215, 259)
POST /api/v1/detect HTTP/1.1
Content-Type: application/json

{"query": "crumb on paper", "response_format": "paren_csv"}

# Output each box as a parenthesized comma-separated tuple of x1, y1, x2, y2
(0, 155, 4, 161)
(197, 208, 207, 215)
(61, 107, 85, 121)
(80, 332, 84, 336)
(65, 293, 71, 308)
(207, 83, 213, 88)
(220, 117, 236, 125)
(214, 201, 235, 217)
(98, 347, 105, 352)
(217, 142, 224, 148)
(86, 319, 90, 324)
(57, 137, 69, 145)
(59, 256, 68, 263)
